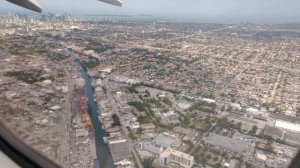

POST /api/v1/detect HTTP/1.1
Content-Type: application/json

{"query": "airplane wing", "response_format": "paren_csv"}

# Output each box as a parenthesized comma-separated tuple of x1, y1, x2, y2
(6, 0, 122, 13)
(98, 0, 122, 7)
(6, 0, 42, 13)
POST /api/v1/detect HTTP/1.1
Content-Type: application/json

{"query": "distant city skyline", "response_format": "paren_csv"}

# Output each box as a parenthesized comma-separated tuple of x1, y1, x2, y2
(1, 0, 300, 23)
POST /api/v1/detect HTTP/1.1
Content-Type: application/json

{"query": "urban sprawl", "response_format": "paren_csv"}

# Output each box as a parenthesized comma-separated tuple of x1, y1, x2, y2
(0, 13, 300, 168)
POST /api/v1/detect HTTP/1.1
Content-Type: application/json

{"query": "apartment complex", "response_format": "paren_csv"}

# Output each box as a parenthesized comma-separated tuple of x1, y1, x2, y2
(159, 148, 194, 168)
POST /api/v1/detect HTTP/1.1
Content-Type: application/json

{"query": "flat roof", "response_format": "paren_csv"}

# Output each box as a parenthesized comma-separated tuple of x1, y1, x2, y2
(285, 131, 300, 145)
(264, 125, 283, 137)
(109, 142, 131, 162)
(270, 113, 300, 123)
(204, 133, 248, 154)
(161, 148, 193, 160)
(275, 120, 300, 133)
(75, 128, 89, 137)
(152, 135, 174, 148)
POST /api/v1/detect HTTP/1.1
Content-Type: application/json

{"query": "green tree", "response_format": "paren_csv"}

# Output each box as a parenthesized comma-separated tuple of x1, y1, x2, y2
(200, 158, 207, 167)
(145, 90, 150, 96)
(127, 85, 138, 94)
(137, 116, 150, 124)
(128, 101, 146, 112)
(206, 153, 212, 159)
(222, 152, 229, 159)
(128, 131, 137, 140)
(297, 107, 300, 115)
(220, 105, 225, 112)
(111, 114, 121, 126)
(213, 163, 222, 168)
(179, 115, 190, 127)
(142, 157, 155, 168)
(250, 125, 258, 135)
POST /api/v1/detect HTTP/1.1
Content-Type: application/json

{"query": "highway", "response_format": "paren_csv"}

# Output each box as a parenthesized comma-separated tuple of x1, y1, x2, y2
(59, 62, 73, 167)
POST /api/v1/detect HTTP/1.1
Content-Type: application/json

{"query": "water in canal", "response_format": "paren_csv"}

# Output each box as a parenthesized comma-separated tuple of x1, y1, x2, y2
(70, 50, 114, 168)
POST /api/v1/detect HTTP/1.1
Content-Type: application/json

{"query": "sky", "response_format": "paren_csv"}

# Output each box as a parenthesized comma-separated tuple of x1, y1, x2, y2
(1, 0, 300, 23)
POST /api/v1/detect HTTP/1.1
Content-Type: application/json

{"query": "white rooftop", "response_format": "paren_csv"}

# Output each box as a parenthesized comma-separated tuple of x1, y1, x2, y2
(275, 120, 300, 133)
(50, 105, 61, 111)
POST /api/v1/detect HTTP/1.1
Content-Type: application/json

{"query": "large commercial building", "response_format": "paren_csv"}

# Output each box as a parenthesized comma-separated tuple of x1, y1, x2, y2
(159, 148, 194, 168)
(275, 120, 300, 133)
(138, 141, 164, 155)
(204, 133, 248, 154)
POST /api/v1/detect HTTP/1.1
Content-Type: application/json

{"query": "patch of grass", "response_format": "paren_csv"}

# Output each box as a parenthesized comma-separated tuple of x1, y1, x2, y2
(137, 116, 151, 124)
(128, 101, 146, 112)
(129, 131, 137, 140)
(5, 69, 47, 84)
(9, 107, 24, 115)
(217, 117, 242, 132)
(163, 97, 173, 107)
(142, 99, 154, 116)
(188, 102, 216, 113)
(179, 114, 190, 127)
(85, 41, 115, 53)
(82, 56, 100, 68)
(192, 119, 212, 132)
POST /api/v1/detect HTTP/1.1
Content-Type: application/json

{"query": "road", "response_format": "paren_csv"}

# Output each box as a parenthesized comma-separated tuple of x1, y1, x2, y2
(269, 71, 282, 103)
(215, 64, 248, 97)
(130, 143, 144, 168)
(58, 62, 73, 167)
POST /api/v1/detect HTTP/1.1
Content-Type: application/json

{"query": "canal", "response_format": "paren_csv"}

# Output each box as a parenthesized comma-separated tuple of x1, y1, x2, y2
(69, 50, 114, 168)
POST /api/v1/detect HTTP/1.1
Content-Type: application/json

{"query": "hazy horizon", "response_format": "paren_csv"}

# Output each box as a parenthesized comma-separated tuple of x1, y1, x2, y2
(1, 0, 300, 23)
